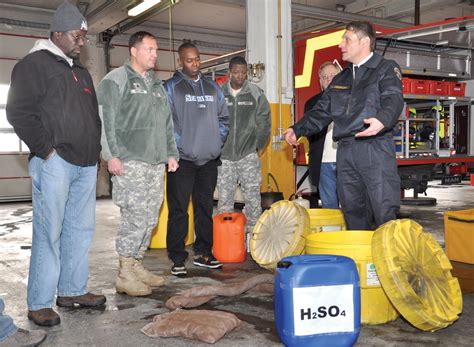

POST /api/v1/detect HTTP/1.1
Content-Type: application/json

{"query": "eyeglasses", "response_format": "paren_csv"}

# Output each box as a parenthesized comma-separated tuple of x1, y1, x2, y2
(69, 33, 90, 44)
(320, 74, 336, 81)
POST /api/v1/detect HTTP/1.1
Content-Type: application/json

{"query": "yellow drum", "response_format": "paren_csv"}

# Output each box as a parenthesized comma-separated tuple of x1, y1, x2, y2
(149, 173, 194, 248)
(306, 230, 398, 325)
(306, 208, 346, 233)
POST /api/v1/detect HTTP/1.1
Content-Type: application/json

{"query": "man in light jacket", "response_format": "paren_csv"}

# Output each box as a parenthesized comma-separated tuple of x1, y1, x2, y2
(97, 31, 179, 295)
(218, 56, 271, 242)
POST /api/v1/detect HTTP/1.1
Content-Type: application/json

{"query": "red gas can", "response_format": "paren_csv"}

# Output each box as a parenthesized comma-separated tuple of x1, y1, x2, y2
(213, 212, 246, 263)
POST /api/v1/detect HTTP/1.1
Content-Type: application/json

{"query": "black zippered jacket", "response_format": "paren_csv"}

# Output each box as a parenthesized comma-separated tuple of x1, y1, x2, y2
(7, 50, 101, 166)
(293, 53, 403, 141)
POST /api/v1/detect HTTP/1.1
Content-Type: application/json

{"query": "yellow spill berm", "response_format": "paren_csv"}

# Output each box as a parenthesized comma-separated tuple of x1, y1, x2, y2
(306, 208, 346, 233)
(444, 209, 474, 264)
(250, 200, 310, 270)
(149, 173, 194, 249)
(372, 219, 462, 331)
(305, 230, 399, 324)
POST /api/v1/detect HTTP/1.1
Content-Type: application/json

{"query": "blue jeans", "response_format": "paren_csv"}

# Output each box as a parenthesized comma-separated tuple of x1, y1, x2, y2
(27, 152, 97, 311)
(319, 162, 339, 208)
(0, 298, 17, 342)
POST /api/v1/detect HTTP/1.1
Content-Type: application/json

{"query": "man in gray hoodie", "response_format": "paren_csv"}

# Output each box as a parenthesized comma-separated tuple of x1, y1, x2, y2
(164, 43, 230, 276)
(6, 1, 105, 327)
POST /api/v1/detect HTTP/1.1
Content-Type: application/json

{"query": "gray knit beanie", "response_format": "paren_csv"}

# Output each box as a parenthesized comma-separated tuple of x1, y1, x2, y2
(50, 1, 88, 33)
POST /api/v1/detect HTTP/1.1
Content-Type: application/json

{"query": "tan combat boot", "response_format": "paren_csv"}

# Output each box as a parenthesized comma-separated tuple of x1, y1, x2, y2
(116, 257, 152, 296)
(133, 259, 165, 287)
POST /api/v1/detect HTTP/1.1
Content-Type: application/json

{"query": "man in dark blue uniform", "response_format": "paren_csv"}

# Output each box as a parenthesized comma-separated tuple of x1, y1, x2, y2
(284, 21, 403, 230)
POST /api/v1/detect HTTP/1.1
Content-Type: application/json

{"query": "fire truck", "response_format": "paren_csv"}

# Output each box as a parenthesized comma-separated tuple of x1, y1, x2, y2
(294, 16, 474, 205)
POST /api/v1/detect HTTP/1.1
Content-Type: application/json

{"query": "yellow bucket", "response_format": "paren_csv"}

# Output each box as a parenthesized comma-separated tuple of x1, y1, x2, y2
(149, 174, 194, 249)
(444, 209, 474, 264)
(306, 208, 346, 233)
(305, 231, 399, 324)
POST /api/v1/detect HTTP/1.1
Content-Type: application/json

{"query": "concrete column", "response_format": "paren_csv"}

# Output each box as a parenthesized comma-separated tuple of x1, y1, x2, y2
(246, 0, 294, 198)
(81, 36, 107, 86)
(81, 37, 110, 197)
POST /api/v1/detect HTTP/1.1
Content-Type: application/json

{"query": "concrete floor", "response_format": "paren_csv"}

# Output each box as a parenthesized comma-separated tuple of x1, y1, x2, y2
(1, 180, 474, 346)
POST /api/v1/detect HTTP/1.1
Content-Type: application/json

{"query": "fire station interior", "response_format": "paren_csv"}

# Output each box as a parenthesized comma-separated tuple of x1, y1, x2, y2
(1, 0, 474, 346)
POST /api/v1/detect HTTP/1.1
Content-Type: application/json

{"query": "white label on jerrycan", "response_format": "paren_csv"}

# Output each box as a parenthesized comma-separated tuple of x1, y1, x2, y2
(366, 263, 380, 286)
(292, 284, 354, 336)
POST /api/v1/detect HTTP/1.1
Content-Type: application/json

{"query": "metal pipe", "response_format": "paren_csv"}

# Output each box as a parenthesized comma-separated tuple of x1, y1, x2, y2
(200, 49, 246, 67)
(0, 32, 46, 40)
(277, 0, 283, 146)
(0, 18, 49, 30)
(86, 0, 118, 21)
(449, 101, 455, 150)
(292, 3, 408, 29)
(111, 43, 221, 57)
(0, 3, 54, 13)
(436, 99, 440, 153)
(396, 26, 459, 40)
(144, 21, 245, 40)
(414, 0, 420, 25)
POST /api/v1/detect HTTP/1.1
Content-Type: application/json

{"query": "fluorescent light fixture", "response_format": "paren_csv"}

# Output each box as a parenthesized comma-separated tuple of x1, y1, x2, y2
(434, 40, 449, 46)
(396, 26, 457, 41)
(128, 0, 162, 17)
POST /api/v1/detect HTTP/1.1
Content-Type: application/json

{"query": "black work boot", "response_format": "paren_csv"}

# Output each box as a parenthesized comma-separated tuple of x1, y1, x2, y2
(56, 292, 106, 307)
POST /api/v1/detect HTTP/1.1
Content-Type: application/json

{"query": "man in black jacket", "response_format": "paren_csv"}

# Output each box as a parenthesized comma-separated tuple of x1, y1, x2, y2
(6, 1, 105, 327)
(284, 21, 403, 230)
(304, 61, 341, 208)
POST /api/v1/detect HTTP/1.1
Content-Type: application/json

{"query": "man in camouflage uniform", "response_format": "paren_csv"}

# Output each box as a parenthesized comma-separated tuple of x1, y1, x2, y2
(97, 31, 179, 296)
(218, 56, 271, 242)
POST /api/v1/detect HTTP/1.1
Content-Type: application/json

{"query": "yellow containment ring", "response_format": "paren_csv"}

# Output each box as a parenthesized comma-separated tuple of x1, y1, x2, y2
(250, 200, 310, 270)
(372, 219, 463, 331)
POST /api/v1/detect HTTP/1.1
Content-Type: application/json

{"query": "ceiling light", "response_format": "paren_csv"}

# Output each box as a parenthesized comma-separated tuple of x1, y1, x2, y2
(128, 0, 162, 17)
(396, 26, 457, 40)
(434, 40, 449, 46)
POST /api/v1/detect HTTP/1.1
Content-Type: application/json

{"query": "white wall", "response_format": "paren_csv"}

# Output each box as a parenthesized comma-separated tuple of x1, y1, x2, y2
(0, 13, 244, 201)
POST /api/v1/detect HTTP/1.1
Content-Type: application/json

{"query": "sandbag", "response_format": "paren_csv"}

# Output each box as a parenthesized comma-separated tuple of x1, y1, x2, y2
(166, 294, 216, 310)
(166, 274, 274, 310)
(141, 309, 241, 344)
